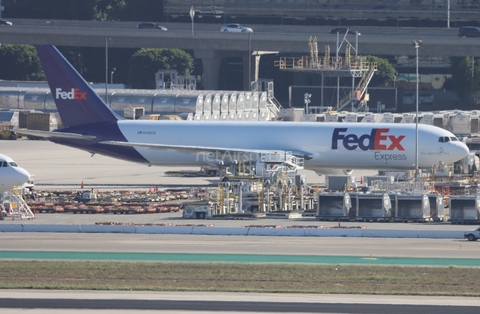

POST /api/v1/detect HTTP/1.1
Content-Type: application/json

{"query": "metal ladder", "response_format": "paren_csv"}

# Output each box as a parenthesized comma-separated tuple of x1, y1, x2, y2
(2, 187, 35, 220)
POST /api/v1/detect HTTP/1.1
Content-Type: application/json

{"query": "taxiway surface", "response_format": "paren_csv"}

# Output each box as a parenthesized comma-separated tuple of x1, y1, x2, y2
(2, 140, 480, 313)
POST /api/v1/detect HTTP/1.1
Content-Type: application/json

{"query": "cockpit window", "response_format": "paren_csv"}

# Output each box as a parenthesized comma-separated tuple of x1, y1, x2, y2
(0, 161, 17, 167)
(439, 136, 459, 143)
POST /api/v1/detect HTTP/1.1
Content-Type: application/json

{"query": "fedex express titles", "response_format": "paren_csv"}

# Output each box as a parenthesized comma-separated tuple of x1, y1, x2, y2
(55, 88, 87, 100)
(332, 128, 408, 162)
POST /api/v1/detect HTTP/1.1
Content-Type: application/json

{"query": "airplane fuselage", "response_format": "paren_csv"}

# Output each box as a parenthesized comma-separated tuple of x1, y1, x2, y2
(58, 120, 469, 171)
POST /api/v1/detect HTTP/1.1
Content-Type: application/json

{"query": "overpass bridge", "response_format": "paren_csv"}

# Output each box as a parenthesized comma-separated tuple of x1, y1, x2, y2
(0, 19, 477, 90)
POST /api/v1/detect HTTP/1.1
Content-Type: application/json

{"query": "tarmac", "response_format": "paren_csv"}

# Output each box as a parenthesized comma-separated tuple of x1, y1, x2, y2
(1, 138, 477, 231)
(2, 139, 480, 313)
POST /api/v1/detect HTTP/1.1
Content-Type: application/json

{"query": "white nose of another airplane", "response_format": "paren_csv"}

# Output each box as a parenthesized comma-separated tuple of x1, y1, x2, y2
(11, 167, 31, 187)
(457, 141, 470, 161)
(0, 166, 31, 194)
(17, 167, 31, 184)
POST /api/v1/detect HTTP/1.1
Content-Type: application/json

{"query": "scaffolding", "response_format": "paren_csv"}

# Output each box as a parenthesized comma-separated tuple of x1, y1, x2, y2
(214, 151, 305, 214)
(1, 187, 35, 220)
(217, 179, 264, 214)
(275, 35, 377, 112)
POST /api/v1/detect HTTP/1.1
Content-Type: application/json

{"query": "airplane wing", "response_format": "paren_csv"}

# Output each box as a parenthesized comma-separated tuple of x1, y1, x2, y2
(100, 140, 313, 160)
(13, 129, 97, 141)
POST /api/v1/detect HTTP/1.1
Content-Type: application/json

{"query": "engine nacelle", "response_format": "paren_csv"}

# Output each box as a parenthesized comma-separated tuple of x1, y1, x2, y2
(314, 168, 353, 176)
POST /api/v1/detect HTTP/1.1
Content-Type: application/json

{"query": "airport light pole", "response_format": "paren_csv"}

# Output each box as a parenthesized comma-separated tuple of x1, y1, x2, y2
(248, 32, 252, 91)
(105, 37, 108, 104)
(447, 0, 450, 29)
(412, 40, 422, 183)
(105, 37, 110, 106)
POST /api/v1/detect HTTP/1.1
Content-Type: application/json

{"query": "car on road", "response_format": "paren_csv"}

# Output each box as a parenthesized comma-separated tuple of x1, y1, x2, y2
(458, 26, 480, 38)
(137, 22, 167, 31)
(221, 24, 253, 33)
(464, 226, 480, 241)
(0, 18, 12, 26)
(329, 27, 356, 35)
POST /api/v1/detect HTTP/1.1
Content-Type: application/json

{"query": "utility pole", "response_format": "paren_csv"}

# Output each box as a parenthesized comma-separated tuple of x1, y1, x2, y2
(412, 40, 422, 184)
(105, 37, 110, 106)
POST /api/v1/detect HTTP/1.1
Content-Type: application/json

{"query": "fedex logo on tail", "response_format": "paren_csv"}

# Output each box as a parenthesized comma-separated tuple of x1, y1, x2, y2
(332, 128, 405, 151)
(55, 88, 87, 100)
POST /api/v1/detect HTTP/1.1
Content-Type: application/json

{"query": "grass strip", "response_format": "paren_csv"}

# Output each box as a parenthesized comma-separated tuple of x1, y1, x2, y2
(0, 261, 479, 296)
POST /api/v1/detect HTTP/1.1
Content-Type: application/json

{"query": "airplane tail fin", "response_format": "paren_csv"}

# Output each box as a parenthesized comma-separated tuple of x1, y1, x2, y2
(35, 45, 119, 128)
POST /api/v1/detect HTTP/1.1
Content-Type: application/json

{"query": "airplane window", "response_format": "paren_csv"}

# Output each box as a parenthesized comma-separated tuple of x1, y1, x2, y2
(438, 137, 444, 143)
(444, 137, 450, 142)
(450, 137, 459, 141)
(0, 162, 4, 167)
(7, 162, 17, 167)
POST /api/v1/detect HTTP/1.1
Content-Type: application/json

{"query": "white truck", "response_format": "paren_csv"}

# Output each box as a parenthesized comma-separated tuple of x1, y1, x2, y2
(464, 227, 480, 241)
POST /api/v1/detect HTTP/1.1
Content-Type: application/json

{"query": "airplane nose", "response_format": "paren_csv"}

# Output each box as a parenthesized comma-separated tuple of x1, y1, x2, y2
(457, 142, 470, 160)
(15, 167, 31, 185)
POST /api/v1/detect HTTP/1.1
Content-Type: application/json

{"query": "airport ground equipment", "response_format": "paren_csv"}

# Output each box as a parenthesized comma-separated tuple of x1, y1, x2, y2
(363, 175, 393, 187)
(182, 201, 212, 219)
(217, 179, 264, 214)
(1, 187, 35, 220)
(0, 126, 18, 140)
(325, 175, 354, 191)
(316, 192, 353, 221)
(393, 193, 431, 222)
(354, 193, 392, 222)
(19, 111, 59, 131)
(449, 195, 480, 224)
(427, 193, 446, 222)
(213, 151, 306, 214)
(74, 190, 98, 203)
(0, 111, 20, 140)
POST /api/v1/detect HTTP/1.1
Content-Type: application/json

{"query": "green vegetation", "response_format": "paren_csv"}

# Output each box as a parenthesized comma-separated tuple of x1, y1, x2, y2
(1, 1, 175, 86)
(449, 56, 480, 102)
(128, 48, 194, 89)
(0, 44, 45, 81)
(366, 55, 396, 87)
(0, 261, 479, 296)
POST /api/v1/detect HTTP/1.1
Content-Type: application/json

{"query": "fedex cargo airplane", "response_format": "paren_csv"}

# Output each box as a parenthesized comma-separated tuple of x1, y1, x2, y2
(0, 154, 31, 193)
(16, 45, 469, 175)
